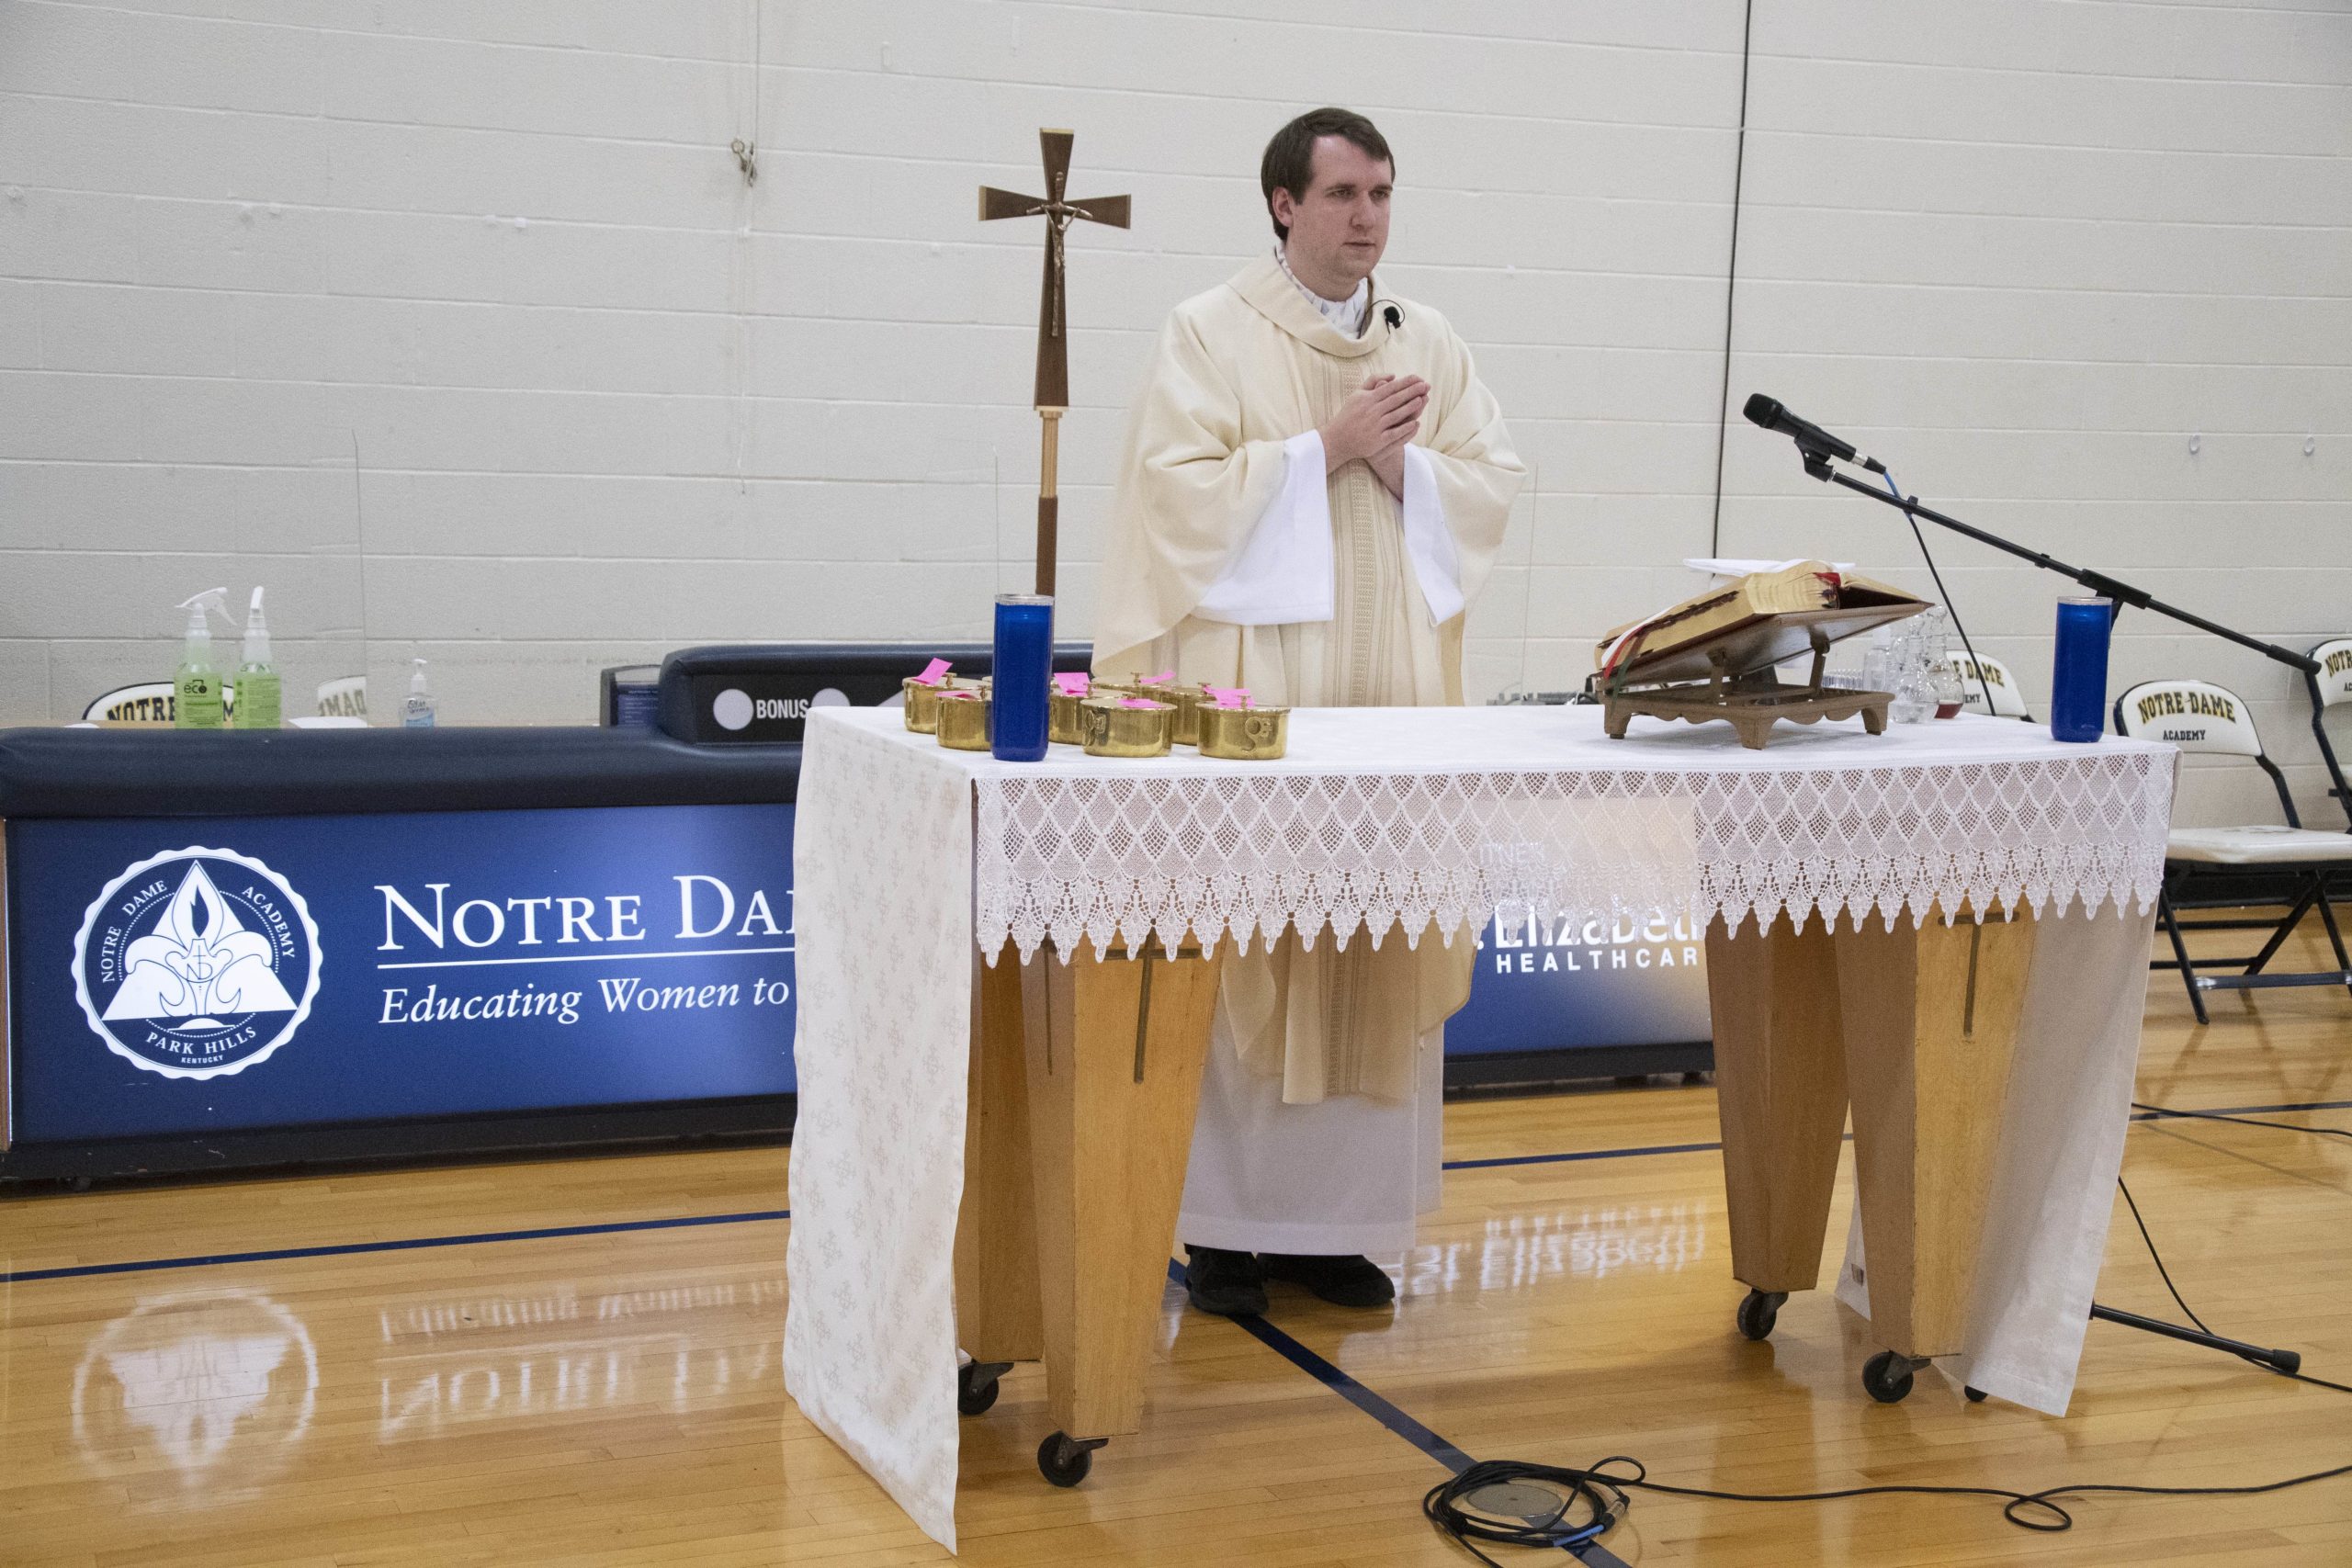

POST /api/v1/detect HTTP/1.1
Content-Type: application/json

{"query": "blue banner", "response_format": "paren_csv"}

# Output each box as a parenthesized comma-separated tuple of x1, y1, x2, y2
(7, 802, 1713, 1147)
(1448, 904, 1712, 1054)
(8, 804, 798, 1142)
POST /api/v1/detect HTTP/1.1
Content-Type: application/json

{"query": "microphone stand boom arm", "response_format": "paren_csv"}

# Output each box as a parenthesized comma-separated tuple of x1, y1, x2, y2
(1797, 453, 2320, 679)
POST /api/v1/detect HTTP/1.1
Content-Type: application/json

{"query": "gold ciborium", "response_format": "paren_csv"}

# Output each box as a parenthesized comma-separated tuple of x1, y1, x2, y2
(1080, 696, 1173, 758)
(1048, 685, 1091, 746)
(1160, 682, 1210, 745)
(903, 674, 981, 734)
(1196, 703, 1290, 761)
(934, 691, 992, 751)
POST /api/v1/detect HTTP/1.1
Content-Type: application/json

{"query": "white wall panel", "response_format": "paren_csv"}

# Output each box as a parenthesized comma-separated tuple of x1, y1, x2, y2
(1722, 2, 2351, 824)
(0, 0, 2342, 833)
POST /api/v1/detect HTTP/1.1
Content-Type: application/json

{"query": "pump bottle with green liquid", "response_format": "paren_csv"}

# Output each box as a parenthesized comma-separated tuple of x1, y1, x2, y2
(173, 587, 230, 729)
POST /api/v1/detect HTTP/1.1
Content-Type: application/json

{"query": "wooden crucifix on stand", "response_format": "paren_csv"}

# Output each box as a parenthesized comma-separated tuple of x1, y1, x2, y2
(979, 129, 1130, 598)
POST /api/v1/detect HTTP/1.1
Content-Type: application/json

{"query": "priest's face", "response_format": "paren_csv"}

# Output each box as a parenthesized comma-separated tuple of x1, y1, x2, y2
(1273, 135, 1392, 300)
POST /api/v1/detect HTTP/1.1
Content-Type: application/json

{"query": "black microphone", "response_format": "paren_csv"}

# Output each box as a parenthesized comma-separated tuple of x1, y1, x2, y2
(1742, 393, 1884, 474)
(1379, 301, 1404, 329)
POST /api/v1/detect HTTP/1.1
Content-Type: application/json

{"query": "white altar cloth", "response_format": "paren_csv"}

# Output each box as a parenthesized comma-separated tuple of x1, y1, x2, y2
(784, 706, 2176, 1549)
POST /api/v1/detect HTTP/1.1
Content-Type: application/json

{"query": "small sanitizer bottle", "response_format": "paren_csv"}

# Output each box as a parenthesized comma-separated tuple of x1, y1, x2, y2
(402, 658, 437, 728)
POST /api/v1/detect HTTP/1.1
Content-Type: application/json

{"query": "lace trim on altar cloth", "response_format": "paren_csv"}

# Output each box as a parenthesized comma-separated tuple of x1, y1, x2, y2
(973, 751, 2175, 962)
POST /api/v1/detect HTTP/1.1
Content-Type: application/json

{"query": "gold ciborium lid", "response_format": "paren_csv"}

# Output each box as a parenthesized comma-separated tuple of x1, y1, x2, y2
(1080, 695, 1172, 758)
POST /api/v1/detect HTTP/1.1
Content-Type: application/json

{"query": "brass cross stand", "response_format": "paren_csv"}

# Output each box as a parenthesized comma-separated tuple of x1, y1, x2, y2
(979, 129, 1130, 597)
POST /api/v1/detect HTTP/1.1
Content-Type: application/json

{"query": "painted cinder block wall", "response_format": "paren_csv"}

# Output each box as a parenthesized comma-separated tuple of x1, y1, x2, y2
(0, 0, 2344, 824)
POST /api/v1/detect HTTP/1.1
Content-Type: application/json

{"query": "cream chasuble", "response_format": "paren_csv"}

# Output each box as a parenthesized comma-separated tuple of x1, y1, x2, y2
(1096, 252, 1523, 1253)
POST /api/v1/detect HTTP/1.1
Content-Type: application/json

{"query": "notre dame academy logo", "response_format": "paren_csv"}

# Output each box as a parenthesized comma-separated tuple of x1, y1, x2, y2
(73, 847, 322, 1080)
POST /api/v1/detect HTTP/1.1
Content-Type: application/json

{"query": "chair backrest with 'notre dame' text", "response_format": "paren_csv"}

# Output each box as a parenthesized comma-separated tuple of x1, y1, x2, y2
(83, 682, 179, 725)
(1949, 650, 2031, 719)
(2116, 678, 2299, 827)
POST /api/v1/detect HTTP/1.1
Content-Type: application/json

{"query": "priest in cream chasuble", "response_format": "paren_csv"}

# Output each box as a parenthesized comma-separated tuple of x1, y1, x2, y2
(1092, 108, 1523, 1314)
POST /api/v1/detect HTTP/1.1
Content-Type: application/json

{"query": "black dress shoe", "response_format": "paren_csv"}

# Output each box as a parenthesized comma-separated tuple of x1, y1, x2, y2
(1183, 1246, 1268, 1316)
(1261, 1253, 1396, 1308)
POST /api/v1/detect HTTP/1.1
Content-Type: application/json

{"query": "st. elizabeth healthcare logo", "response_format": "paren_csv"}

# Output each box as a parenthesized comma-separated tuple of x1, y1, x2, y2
(74, 847, 322, 1079)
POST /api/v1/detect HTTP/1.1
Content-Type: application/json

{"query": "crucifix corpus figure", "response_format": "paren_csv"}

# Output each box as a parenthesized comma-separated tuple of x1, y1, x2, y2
(978, 128, 1131, 597)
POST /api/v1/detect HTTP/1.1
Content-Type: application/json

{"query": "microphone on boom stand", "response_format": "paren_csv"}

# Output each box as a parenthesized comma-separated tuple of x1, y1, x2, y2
(1742, 393, 1886, 476)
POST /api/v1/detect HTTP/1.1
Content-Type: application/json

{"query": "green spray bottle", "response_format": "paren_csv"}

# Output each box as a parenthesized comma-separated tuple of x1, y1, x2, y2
(174, 587, 230, 729)
(231, 586, 281, 729)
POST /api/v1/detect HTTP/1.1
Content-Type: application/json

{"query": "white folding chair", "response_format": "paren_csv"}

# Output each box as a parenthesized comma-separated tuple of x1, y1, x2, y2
(2307, 638, 2352, 829)
(83, 682, 178, 724)
(1948, 649, 2030, 720)
(2114, 679, 2352, 1025)
(316, 674, 368, 720)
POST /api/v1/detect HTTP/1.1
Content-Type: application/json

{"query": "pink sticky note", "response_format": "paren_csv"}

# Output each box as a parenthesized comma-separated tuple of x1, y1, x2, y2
(1204, 685, 1250, 709)
(940, 690, 981, 702)
(911, 658, 952, 686)
(1117, 697, 1162, 710)
(1053, 672, 1091, 697)
(1140, 670, 1175, 685)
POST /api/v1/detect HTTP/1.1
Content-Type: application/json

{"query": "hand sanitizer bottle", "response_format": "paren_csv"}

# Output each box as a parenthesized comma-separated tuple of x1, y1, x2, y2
(230, 586, 281, 729)
(173, 587, 230, 729)
(402, 658, 437, 728)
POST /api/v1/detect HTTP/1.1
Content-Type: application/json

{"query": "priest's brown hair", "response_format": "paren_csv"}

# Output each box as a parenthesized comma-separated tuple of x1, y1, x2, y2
(1260, 107, 1395, 241)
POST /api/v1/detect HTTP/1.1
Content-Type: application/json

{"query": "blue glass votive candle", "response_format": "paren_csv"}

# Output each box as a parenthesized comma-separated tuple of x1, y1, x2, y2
(991, 593, 1053, 761)
(2049, 595, 2112, 743)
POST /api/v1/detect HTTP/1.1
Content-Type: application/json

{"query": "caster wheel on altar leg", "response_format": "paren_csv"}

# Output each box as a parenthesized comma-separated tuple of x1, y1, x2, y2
(1037, 1431, 1104, 1488)
(1735, 1289, 1787, 1342)
(1862, 1350, 1917, 1404)
(956, 1360, 1011, 1416)
(1964, 1386, 1988, 1404)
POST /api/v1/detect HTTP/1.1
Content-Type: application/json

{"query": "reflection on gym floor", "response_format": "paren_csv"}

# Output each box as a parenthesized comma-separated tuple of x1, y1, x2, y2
(74, 1289, 318, 1503)
(1405, 1202, 1707, 1295)
(377, 1276, 786, 1441)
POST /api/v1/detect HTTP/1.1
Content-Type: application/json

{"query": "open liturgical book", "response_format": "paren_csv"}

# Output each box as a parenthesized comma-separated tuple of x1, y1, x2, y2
(1597, 560, 1927, 688)
(1592, 560, 1930, 749)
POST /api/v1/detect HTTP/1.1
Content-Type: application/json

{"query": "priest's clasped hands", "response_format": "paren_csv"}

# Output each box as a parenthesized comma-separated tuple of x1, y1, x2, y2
(1320, 372, 1428, 499)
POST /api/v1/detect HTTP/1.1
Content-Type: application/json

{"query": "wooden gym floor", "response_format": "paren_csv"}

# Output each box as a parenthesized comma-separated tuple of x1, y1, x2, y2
(6, 917, 2351, 1566)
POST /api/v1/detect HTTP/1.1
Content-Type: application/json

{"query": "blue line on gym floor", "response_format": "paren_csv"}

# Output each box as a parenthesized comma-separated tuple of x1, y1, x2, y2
(0, 1208, 790, 1284)
(6, 1093, 2345, 1286)
(1166, 1258, 1636, 1566)
(12, 1093, 2346, 1559)
(1445, 1138, 1723, 1170)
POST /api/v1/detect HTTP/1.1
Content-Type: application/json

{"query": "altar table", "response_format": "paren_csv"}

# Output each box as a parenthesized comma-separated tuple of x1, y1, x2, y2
(783, 706, 2175, 1549)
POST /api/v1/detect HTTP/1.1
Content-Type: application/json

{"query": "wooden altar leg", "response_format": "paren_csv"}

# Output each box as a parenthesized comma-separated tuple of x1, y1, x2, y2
(953, 947, 1043, 1367)
(1834, 908, 2038, 1360)
(1707, 913, 1849, 1298)
(1023, 939, 1222, 1450)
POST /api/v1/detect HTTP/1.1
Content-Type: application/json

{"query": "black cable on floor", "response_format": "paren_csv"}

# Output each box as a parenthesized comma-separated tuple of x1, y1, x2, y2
(2135, 1099, 2352, 1144)
(1423, 1460, 1627, 1562)
(1427, 1449, 2352, 1562)
(2114, 1173, 2352, 1397)
(2116, 1175, 2216, 1336)
(1426, 1167, 2352, 1562)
